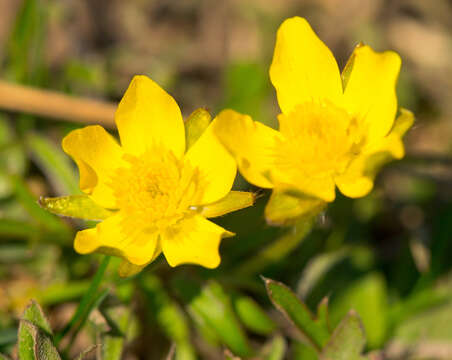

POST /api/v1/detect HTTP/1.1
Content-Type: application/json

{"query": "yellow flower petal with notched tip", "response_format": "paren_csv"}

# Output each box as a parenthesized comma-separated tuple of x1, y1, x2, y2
(74, 213, 161, 266)
(269, 17, 342, 114)
(58, 75, 253, 275)
(213, 109, 283, 189)
(62, 125, 124, 209)
(161, 215, 234, 268)
(343, 45, 401, 142)
(335, 109, 414, 198)
(115, 75, 185, 158)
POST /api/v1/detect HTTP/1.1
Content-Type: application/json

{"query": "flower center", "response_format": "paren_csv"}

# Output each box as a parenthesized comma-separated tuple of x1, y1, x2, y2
(276, 101, 366, 177)
(110, 149, 200, 233)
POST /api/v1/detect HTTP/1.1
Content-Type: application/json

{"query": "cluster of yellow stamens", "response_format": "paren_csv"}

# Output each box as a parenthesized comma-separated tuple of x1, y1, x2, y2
(110, 148, 201, 235)
(276, 101, 366, 178)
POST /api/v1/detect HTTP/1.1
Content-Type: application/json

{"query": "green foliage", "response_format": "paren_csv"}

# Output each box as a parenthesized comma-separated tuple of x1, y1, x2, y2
(21, 300, 52, 336)
(173, 278, 252, 357)
(259, 335, 286, 360)
(6, 0, 47, 84)
(330, 273, 387, 349)
(320, 311, 367, 360)
(99, 304, 133, 360)
(18, 301, 60, 360)
(141, 275, 196, 360)
(55, 256, 111, 346)
(264, 277, 330, 350)
(231, 294, 276, 335)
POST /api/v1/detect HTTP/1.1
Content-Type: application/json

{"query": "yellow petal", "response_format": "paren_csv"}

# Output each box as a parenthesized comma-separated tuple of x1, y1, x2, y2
(269, 17, 342, 115)
(115, 75, 185, 158)
(185, 117, 237, 204)
(161, 215, 234, 268)
(213, 109, 283, 189)
(74, 213, 160, 265)
(343, 45, 401, 142)
(62, 125, 124, 208)
(335, 109, 414, 198)
(265, 189, 326, 226)
(200, 191, 255, 218)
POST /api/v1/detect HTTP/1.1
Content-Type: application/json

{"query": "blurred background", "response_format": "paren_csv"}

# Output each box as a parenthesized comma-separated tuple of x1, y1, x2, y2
(0, 0, 452, 359)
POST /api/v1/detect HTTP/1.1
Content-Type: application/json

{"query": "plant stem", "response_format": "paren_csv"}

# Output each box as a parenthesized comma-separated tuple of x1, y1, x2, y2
(55, 256, 111, 347)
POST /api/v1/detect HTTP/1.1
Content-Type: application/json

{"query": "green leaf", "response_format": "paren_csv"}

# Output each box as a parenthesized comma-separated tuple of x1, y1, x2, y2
(34, 332, 61, 360)
(185, 108, 211, 150)
(264, 277, 330, 351)
(99, 305, 132, 360)
(330, 273, 387, 349)
(18, 301, 61, 360)
(0, 354, 11, 360)
(173, 278, 252, 357)
(18, 324, 62, 360)
(260, 335, 286, 360)
(38, 281, 91, 306)
(26, 133, 79, 195)
(316, 298, 331, 334)
(141, 275, 195, 356)
(21, 300, 52, 336)
(0, 115, 26, 198)
(18, 321, 36, 360)
(6, 0, 47, 84)
(75, 345, 97, 360)
(231, 294, 276, 335)
(0, 219, 38, 239)
(39, 195, 114, 221)
(320, 311, 367, 360)
(393, 299, 452, 344)
(55, 256, 110, 346)
(292, 342, 319, 360)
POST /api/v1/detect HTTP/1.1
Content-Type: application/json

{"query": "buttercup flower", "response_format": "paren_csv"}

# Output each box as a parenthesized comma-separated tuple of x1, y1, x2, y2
(214, 17, 413, 225)
(48, 75, 254, 275)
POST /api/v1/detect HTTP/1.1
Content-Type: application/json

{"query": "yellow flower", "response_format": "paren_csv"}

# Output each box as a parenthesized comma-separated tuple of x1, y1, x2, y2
(60, 75, 254, 275)
(214, 17, 413, 225)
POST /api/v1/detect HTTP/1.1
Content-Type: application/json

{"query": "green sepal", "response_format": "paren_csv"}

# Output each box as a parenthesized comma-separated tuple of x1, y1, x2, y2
(341, 42, 364, 91)
(39, 195, 114, 221)
(265, 189, 326, 226)
(185, 108, 212, 150)
(200, 191, 255, 218)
